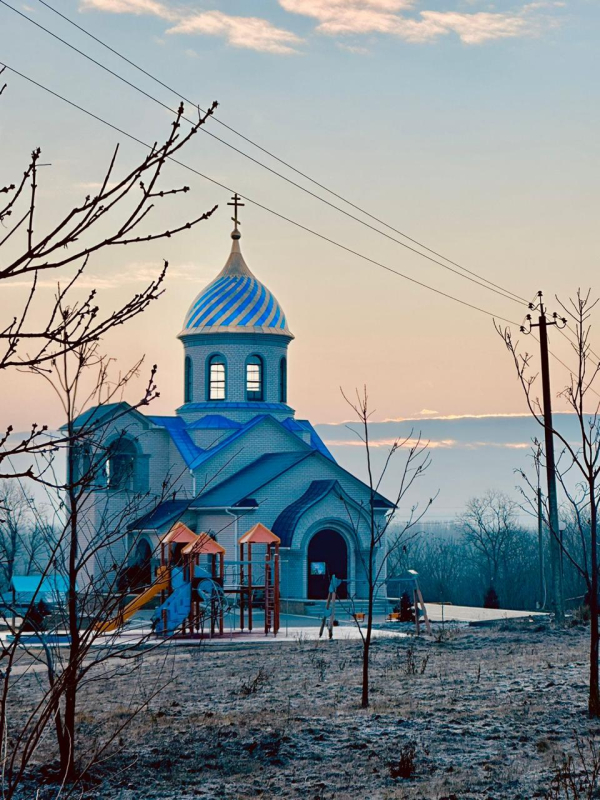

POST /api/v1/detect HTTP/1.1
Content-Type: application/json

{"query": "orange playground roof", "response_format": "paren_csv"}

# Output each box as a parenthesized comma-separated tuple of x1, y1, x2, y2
(238, 523, 281, 545)
(182, 533, 225, 556)
(162, 521, 198, 545)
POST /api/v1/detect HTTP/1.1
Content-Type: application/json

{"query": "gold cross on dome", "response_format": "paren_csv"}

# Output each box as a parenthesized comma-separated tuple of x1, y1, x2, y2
(228, 192, 245, 228)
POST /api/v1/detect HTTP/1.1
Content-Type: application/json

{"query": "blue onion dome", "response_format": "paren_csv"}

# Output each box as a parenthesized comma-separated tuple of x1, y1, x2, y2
(181, 227, 293, 338)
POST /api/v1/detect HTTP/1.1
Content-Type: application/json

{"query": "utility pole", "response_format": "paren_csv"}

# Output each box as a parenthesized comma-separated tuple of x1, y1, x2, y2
(538, 485, 545, 609)
(523, 291, 567, 622)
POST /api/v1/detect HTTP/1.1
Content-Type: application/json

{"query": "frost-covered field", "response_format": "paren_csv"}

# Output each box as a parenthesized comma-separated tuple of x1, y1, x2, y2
(13, 622, 600, 799)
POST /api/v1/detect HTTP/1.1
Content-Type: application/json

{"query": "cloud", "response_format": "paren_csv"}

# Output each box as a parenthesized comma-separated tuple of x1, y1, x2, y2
(325, 436, 459, 448)
(419, 10, 528, 44)
(336, 42, 371, 54)
(165, 11, 302, 54)
(75, 181, 117, 191)
(324, 436, 534, 449)
(278, 0, 553, 44)
(80, 0, 557, 51)
(3, 262, 202, 291)
(80, 0, 174, 18)
(80, 0, 302, 54)
(383, 411, 544, 422)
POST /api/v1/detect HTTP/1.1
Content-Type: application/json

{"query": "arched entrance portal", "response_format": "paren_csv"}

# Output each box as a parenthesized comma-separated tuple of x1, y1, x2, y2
(307, 529, 348, 599)
(132, 538, 152, 587)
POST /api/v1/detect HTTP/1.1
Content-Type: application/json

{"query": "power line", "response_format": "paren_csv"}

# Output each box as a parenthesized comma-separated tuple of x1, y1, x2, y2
(1, 0, 528, 309)
(1, 59, 523, 328)
(2, 59, 590, 390)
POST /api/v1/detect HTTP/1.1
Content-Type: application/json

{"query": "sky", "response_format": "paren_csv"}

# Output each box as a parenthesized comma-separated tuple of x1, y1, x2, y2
(1, 0, 599, 511)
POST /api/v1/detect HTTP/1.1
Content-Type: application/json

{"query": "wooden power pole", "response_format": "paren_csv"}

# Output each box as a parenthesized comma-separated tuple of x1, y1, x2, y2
(537, 485, 546, 609)
(523, 291, 566, 622)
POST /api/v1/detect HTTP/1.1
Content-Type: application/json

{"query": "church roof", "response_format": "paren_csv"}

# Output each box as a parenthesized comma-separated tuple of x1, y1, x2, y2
(186, 415, 242, 431)
(148, 416, 199, 466)
(272, 479, 395, 547)
(191, 451, 311, 509)
(180, 227, 292, 338)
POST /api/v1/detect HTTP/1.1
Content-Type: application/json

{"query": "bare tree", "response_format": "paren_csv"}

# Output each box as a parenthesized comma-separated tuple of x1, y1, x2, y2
(341, 387, 434, 708)
(0, 71, 222, 787)
(0, 343, 183, 794)
(497, 289, 600, 716)
(0, 68, 217, 483)
(0, 479, 49, 587)
(459, 490, 523, 604)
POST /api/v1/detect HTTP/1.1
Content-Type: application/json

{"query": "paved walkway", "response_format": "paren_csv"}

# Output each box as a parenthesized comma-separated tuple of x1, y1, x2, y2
(425, 603, 549, 624)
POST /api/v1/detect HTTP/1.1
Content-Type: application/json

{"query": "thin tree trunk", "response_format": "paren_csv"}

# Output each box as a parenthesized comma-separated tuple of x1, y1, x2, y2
(361, 576, 374, 709)
(60, 430, 80, 778)
(589, 498, 599, 717)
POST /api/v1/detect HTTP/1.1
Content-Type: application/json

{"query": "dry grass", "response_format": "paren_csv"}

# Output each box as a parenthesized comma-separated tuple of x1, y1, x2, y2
(10, 622, 600, 799)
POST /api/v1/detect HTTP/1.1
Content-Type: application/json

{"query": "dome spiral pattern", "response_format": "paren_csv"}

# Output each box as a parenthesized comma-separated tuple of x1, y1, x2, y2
(182, 232, 292, 337)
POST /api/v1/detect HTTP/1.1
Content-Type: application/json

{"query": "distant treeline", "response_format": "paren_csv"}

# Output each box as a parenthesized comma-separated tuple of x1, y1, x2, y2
(387, 491, 587, 612)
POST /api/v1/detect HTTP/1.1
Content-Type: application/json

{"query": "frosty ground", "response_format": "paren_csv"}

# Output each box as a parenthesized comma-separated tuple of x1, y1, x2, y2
(12, 620, 599, 799)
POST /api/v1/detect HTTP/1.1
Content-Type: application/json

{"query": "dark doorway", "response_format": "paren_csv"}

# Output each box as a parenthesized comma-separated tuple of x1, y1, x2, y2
(133, 538, 152, 587)
(307, 529, 348, 599)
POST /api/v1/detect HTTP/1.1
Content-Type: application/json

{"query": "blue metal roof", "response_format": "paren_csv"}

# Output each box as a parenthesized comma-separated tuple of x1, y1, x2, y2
(282, 417, 335, 462)
(187, 415, 242, 430)
(65, 402, 136, 431)
(149, 416, 201, 468)
(181, 235, 292, 337)
(128, 499, 190, 531)
(177, 401, 294, 414)
(272, 477, 395, 547)
(11, 574, 71, 595)
(188, 414, 270, 470)
(272, 480, 338, 546)
(192, 452, 311, 509)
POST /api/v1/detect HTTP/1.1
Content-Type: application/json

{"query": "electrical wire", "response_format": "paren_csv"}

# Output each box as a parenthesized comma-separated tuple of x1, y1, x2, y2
(0, 60, 523, 328)
(0, 0, 529, 309)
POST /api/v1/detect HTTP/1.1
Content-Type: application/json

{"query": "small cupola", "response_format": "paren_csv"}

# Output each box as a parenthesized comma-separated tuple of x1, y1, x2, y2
(180, 198, 292, 338)
(177, 195, 294, 424)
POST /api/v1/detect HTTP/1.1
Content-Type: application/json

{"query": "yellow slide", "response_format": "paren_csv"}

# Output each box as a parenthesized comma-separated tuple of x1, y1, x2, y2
(96, 567, 169, 633)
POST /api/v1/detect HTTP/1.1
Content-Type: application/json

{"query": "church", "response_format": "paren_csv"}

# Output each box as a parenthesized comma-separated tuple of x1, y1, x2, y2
(73, 199, 394, 600)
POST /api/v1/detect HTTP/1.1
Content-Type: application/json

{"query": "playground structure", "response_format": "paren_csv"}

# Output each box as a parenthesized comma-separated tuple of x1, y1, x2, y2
(97, 522, 281, 638)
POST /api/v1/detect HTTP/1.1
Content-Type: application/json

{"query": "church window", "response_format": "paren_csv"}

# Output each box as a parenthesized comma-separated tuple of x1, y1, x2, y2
(105, 437, 137, 491)
(279, 357, 287, 403)
(208, 355, 226, 400)
(246, 355, 263, 401)
(184, 356, 193, 403)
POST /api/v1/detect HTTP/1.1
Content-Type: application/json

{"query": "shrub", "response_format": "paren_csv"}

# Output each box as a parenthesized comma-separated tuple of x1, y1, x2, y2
(483, 586, 500, 609)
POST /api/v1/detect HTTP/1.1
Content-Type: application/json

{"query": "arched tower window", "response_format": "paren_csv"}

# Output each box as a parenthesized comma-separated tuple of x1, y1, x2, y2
(279, 357, 287, 403)
(208, 355, 226, 400)
(184, 356, 193, 403)
(105, 437, 137, 491)
(246, 355, 263, 401)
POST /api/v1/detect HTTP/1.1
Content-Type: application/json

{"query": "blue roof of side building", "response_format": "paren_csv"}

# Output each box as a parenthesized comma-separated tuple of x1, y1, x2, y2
(11, 574, 72, 595)
(128, 499, 191, 531)
(191, 451, 311, 509)
(65, 402, 148, 432)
